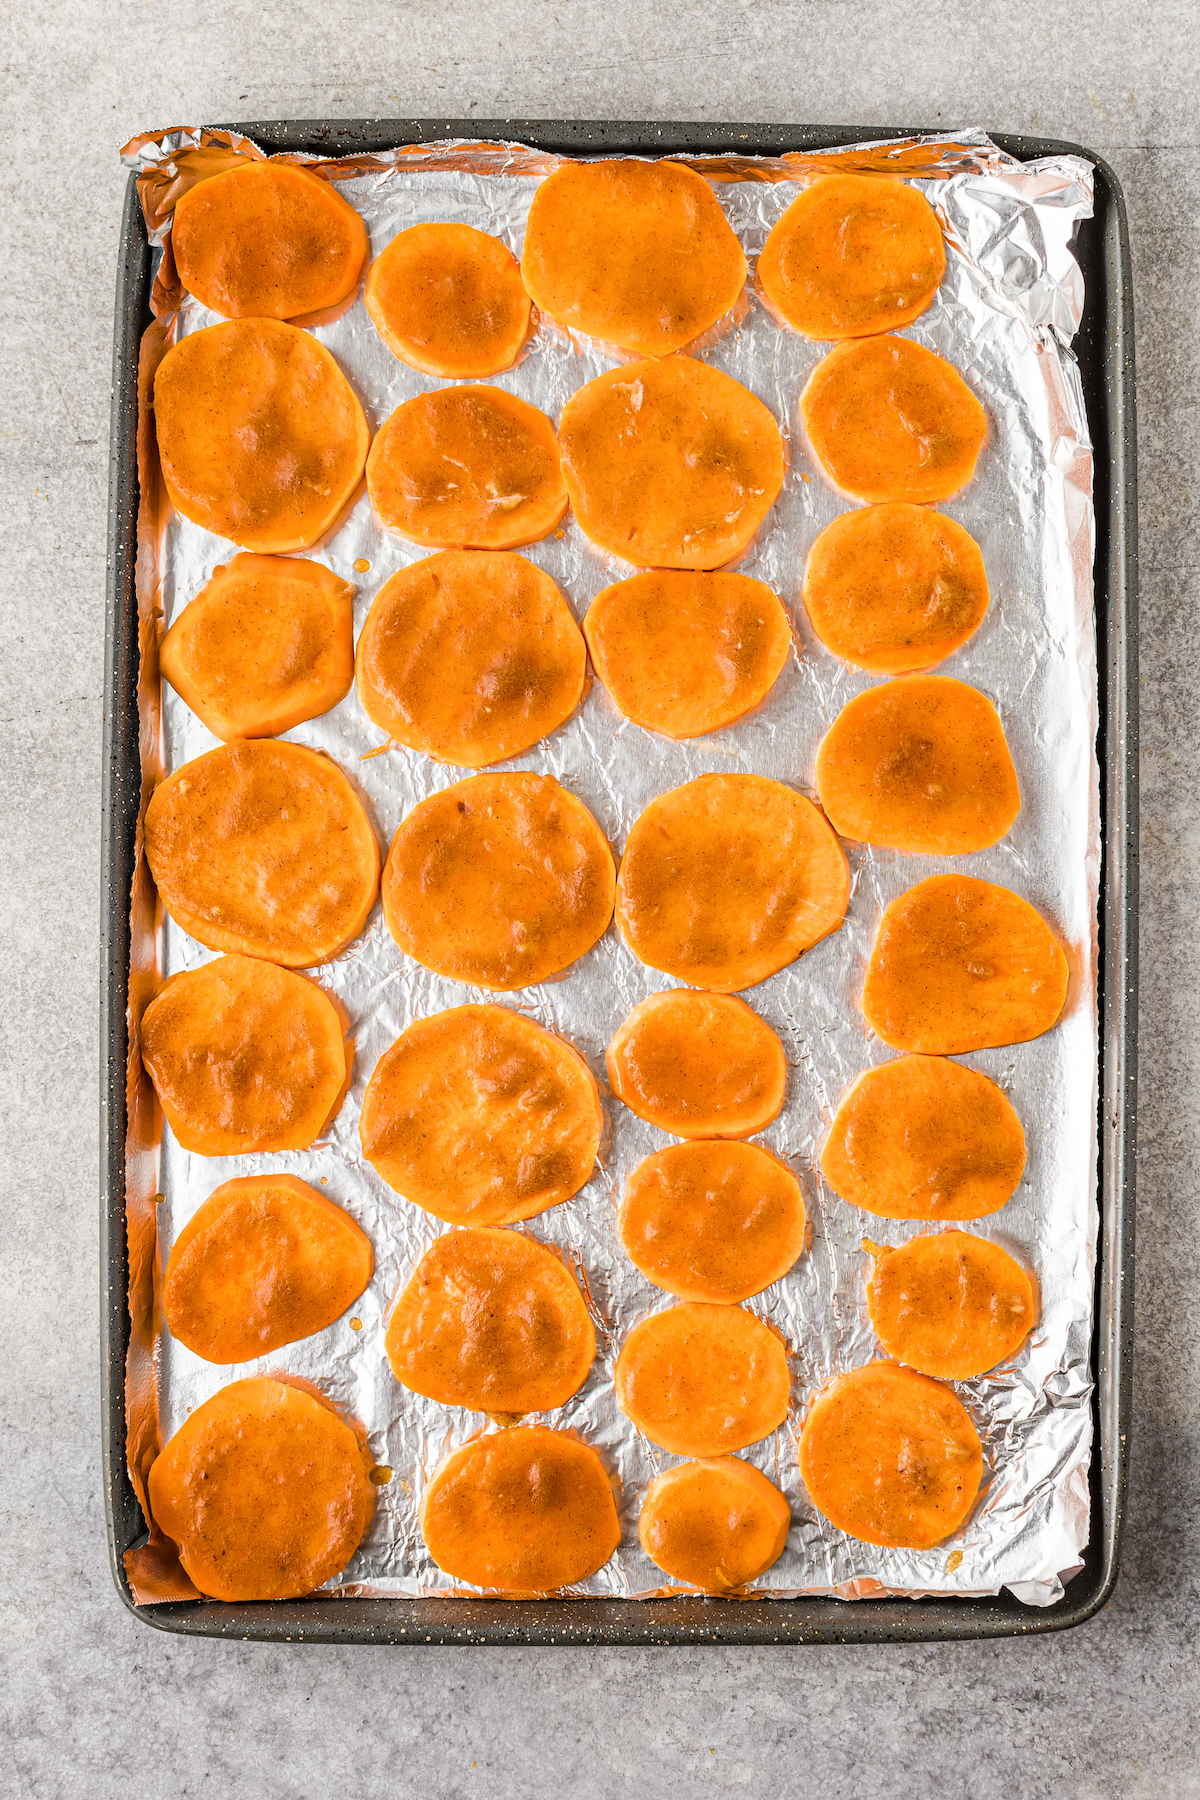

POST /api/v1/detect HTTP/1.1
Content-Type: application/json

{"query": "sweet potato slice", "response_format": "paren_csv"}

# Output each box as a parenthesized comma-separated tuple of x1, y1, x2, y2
(638, 1458, 791, 1591)
(147, 1377, 374, 1600)
(607, 989, 786, 1139)
(619, 1141, 806, 1304)
(862, 874, 1069, 1054)
(558, 357, 785, 570)
(758, 174, 945, 340)
(140, 954, 348, 1155)
(420, 1426, 620, 1592)
(366, 386, 566, 550)
(162, 1173, 373, 1362)
(159, 553, 354, 740)
(866, 1232, 1038, 1379)
(145, 740, 380, 968)
(153, 320, 369, 551)
(798, 1361, 982, 1548)
(382, 773, 615, 990)
(801, 336, 986, 504)
(385, 1226, 595, 1411)
(616, 774, 849, 992)
(584, 570, 791, 738)
(815, 675, 1021, 854)
(821, 1055, 1026, 1221)
(615, 1303, 790, 1456)
(802, 503, 990, 673)
(356, 550, 585, 767)
(171, 160, 369, 320)
(365, 222, 531, 377)
(521, 158, 747, 358)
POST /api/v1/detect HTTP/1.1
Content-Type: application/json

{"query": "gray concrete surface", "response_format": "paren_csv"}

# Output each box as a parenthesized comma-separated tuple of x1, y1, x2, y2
(1, 3, 1196, 1794)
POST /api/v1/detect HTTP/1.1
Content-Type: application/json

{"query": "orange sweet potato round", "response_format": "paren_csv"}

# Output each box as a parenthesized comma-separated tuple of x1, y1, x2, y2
(558, 356, 785, 570)
(862, 874, 1070, 1054)
(382, 773, 615, 990)
(356, 550, 585, 766)
(162, 1173, 373, 1362)
(638, 1457, 791, 1591)
(616, 774, 849, 992)
(866, 1231, 1038, 1379)
(607, 989, 787, 1139)
(365, 222, 531, 377)
(154, 320, 370, 551)
(615, 1303, 791, 1456)
(521, 158, 747, 358)
(801, 336, 987, 504)
(148, 1377, 375, 1600)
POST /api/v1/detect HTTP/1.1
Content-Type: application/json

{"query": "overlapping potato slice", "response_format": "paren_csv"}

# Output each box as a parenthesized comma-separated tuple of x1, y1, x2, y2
(148, 1377, 375, 1601)
(862, 874, 1069, 1054)
(607, 989, 787, 1139)
(171, 160, 369, 320)
(521, 158, 747, 358)
(619, 1141, 806, 1304)
(162, 1174, 373, 1363)
(366, 386, 566, 549)
(616, 774, 849, 992)
(866, 1232, 1038, 1379)
(558, 357, 785, 570)
(638, 1458, 791, 1592)
(153, 319, 369, 551)
(145, 740, 379, 967)
(758, 174, 945, 340)
(801, 336, 987, 504)
(815, 675, 1021, 854)
(385, 1226, 595, 1412)
(365, 222, 531, 376)
(382, 773, 615, 990)
(159, 553, 354, 740)
(420, 1426, 620, 1592)
(584, 570, 791, 738)
(802, 504, 990, 673)
(356, 550, 585, 766)
(140, 955, 349, 1156)
(821, 1055, 1026, 1221)
(615, 1303, 790, 1456)
(799, 1361, 983, 1548)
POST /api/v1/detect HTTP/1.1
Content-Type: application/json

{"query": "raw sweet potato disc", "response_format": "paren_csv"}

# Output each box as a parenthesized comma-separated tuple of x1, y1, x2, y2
(815, 675, 1021, 854)
(798, 1361, 982, 1549)
(801, 336, 987, 504)
(584, 570, 791, 738)
(802, 503, 990, 674)
(356, 550, 585, 767)
(821, 1054, 1026, 1221)
(558, 356, 785, 570)
(382, 773, 615, 990)
(521, 158, 747, 358)
(385, 1225, 595, 1412)
(159, 553, 354, 740)
(171, 160, 369, 320)
(366, 386, 567, 550)
(145, 740, 380, 968)
(866, 1231, 1038, 1379)
(616, 773, 849, 992)
(638, 1457, 791, 1592)
(614, 1303, 791, 1456)
(365, 222, 532, 377)
(758, 174, 946, 340)
(606, 989, 787, 1140)
(162, 1173, 373, 1363)
(148, 1377, 375, 1601)
(420, 1426, 620, 1592)
(619, 1141, 807, 1304)
(140, 955, 349, 1156)
(153, 319, 370, 551)
(862, 874, 1070, 1054)
(360, 1004, 601, 1226)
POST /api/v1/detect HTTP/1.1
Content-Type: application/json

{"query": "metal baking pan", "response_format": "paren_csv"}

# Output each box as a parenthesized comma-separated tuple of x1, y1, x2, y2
(101, 119, 1137, 1645)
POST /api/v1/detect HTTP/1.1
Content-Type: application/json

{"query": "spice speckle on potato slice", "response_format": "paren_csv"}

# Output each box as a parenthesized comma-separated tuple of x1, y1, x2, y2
(866, 1231, 1037, 1379)
(365, 221, 531, 377)
(607, 989, 786, 1140)
(639, 1458, 791, 1591)
(615, 1303, 790, 1456)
